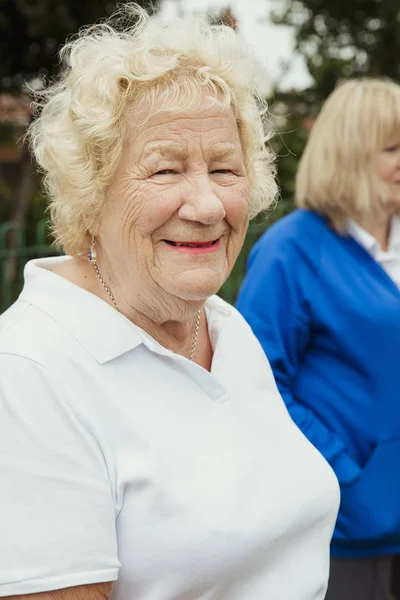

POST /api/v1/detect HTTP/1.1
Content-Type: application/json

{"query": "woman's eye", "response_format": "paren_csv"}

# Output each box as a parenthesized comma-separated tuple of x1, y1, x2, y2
(154, 169, 176, 175)
(211, 169, 234, 174)
(384, 144, 399, 153)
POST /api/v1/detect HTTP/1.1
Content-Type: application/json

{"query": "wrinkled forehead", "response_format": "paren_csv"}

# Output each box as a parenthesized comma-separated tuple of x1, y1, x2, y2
(137, 138, 244, 166)
(123, 96, 242, 161)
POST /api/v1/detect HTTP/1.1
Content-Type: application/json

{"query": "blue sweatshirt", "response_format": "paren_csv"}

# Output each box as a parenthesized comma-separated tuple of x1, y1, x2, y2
(236, 209, 400, 557)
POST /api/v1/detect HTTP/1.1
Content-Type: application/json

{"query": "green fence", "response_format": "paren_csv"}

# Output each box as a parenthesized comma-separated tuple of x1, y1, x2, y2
(0, 219, 59, 313)
(0, 202, 291, 313)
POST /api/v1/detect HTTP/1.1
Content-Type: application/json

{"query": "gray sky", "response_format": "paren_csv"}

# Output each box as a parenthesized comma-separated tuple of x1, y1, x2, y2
(160, 0, 312, 90)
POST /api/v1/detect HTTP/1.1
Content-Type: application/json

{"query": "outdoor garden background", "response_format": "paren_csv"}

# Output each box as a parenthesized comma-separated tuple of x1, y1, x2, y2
(1, 0, 399, 312)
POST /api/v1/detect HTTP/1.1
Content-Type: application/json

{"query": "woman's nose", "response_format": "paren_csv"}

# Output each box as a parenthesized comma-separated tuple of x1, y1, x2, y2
(178, 175, 226, 225)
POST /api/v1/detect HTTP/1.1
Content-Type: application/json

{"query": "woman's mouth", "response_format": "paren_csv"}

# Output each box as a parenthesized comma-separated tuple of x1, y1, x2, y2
(163, 238, 221, 254)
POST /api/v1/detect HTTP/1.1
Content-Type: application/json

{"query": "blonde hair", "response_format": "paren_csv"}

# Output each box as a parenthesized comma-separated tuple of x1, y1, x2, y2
(296, 77, 400, 232)
(28, 3, 277, 255)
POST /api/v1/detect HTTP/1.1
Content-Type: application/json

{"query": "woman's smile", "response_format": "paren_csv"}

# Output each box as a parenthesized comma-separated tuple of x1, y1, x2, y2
(163, 238, 221, 254)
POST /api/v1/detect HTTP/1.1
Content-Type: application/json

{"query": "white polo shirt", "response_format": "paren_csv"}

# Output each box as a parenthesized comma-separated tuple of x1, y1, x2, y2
(348, 215, 400, 289)
(0, 257, 339, 600)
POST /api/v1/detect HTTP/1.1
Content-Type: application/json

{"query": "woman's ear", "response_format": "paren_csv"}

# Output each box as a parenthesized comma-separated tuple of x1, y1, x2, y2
(89, 223, 100, 237)
(83, 213, 100, 239)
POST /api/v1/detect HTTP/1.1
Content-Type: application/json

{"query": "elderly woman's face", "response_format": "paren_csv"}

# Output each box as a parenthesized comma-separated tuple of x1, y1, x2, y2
(99, 100, 250, 303)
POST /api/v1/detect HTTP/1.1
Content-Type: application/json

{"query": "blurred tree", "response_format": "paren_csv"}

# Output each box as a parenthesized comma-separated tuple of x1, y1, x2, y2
(0, 0, 159, 90)
(272, 0, 400, 98)
(268, 88, 316, 203)
(0, 0, 160, 287)
(268, 0, 400, 226)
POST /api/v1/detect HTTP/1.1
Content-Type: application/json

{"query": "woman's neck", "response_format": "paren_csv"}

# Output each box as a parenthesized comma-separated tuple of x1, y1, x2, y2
(357, 210, 393, 252)
(53, 256, 209, 362)
(129, 305, 202, 356)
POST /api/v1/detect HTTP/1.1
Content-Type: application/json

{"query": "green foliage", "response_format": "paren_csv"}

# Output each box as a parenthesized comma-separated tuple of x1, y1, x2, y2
(269, 89, 315, 205)
(0, 0, 160, 91)
(0, 0, 161, 231)
(265, 0, 400, 259)
(264, 0, 400, 246)
(272, 0, 400, 98)
(25, 186, 50, 246)
(0, 177, 12, 219)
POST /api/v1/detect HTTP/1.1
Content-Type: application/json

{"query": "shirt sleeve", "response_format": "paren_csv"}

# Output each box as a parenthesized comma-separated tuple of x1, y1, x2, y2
(0, 353, 120, 597)
(236, 237, 361, 486)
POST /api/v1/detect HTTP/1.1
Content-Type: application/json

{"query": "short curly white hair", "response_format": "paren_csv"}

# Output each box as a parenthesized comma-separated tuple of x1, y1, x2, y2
(29, 3, 277, 255)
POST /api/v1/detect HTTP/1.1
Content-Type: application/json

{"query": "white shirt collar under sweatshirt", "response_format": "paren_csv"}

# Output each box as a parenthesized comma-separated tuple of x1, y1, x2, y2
(347, 215, 400, 289)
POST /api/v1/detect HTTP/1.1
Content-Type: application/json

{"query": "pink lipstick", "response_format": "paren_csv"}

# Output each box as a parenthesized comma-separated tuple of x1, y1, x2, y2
(164, 239, 220, 254)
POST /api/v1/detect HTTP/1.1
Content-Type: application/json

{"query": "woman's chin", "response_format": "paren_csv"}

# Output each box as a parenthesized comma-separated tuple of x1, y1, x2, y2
(172, 284, 222, 302)
(161, 271, 227, 302)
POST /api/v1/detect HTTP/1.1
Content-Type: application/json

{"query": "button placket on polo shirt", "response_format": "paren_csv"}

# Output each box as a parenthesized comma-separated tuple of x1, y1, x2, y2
(142, 340, 230, 404)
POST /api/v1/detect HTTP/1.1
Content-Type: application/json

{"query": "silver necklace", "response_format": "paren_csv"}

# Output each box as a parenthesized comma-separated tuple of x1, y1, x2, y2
(93, 261, 201, 361)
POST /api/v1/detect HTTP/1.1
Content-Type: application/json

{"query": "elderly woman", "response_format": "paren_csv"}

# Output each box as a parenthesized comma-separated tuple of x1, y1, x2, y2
(237, 78, 400, 600)
(0, 4, 339, 599)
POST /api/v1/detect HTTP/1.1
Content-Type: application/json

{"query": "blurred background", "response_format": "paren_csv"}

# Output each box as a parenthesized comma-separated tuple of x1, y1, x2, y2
(1, 0, 399, 311)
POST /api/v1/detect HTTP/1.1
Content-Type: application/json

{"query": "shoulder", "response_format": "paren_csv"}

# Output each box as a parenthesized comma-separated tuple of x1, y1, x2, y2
(0, 299, 65, 366)
(0, 303, 112, 474)
(255, 209, 328, 254)
(208, 295, 268, 343)
(236, 210, 332, 311)
(0, 301, 77, 401)
(209, 297, 287, 403)
(207, 294, 249, 326)
(0, 300, 47, 363)
(245, 209, 332, 281)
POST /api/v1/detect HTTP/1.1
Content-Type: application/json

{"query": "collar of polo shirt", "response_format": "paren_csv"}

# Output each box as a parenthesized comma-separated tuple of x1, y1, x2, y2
(20, 257, 145, 364)
(347, 213, 400, 257)
(19, 257, 232, 366)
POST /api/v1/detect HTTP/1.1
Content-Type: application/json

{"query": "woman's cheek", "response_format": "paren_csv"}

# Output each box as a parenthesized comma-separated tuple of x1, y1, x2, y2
(138, 186, 182, 233)
(224, 184, 250, 229)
